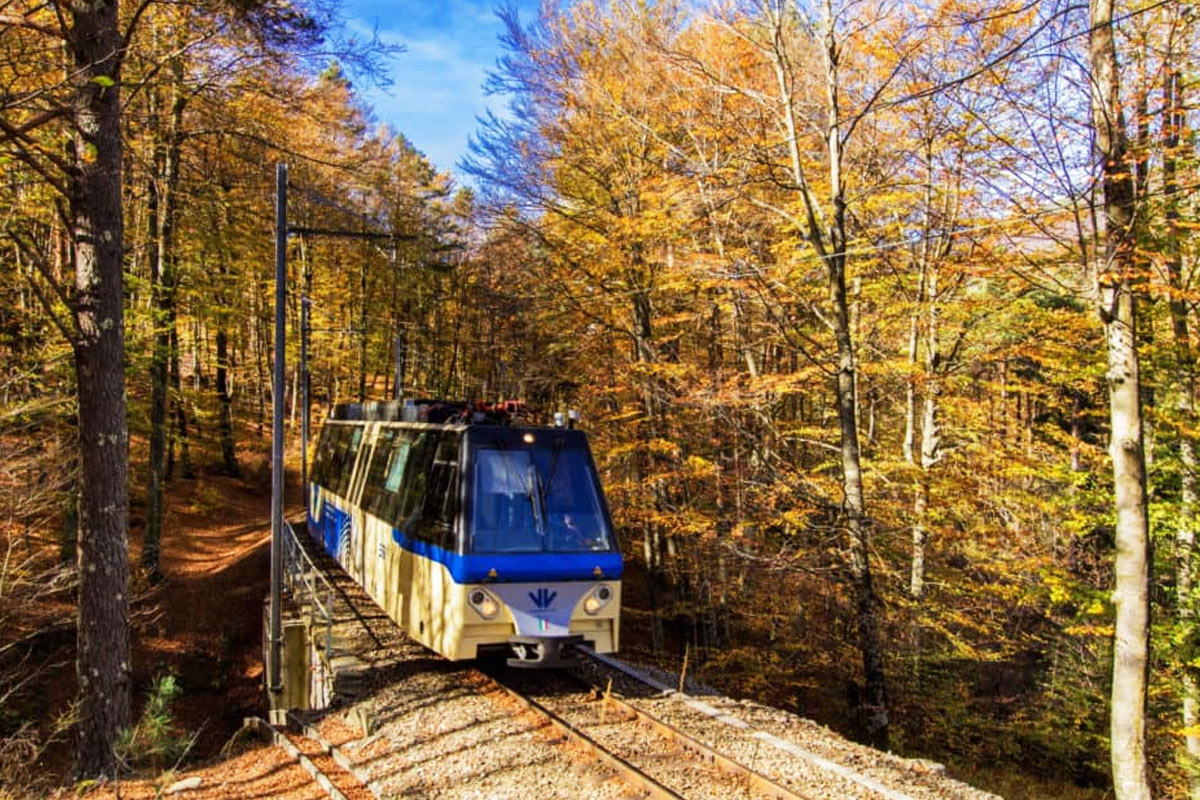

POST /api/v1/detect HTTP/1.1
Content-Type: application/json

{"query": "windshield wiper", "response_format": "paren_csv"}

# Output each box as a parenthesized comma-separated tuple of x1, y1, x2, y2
(525, 463, 545, 541)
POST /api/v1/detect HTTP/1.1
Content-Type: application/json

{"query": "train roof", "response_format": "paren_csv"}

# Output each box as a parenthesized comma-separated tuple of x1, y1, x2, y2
(329, 400, 578, 431)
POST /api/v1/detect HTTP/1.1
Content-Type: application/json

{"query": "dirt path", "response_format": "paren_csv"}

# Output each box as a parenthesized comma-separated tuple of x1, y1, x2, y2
(136, 472, 278, 758)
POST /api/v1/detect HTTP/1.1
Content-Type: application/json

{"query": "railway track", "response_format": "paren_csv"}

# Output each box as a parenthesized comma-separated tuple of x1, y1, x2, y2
(479, 660, 807, 799)
(566, 651, 934, 800)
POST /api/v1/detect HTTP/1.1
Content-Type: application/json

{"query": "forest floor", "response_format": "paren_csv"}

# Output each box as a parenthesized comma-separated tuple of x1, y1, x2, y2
(0, 452, 340, 798)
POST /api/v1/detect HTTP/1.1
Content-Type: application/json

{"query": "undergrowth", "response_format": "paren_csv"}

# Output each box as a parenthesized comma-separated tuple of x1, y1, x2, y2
(116, 674, 197, 776)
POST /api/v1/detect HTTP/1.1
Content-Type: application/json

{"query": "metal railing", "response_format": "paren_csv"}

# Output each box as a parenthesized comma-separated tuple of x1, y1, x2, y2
(282, 520, 336, 655)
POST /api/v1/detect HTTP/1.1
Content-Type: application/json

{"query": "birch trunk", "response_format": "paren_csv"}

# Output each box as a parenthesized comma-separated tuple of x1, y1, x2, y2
(913, 260, 941, 600)
(1089, 2, 1151, 797)
(904, 313, 918, 466)
(633, 280, 666, 652)
(757, 0, 888, 746)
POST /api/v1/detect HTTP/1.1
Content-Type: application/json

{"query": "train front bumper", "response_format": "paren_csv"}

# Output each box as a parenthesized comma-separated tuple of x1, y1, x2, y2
(505, 634, 586, 668)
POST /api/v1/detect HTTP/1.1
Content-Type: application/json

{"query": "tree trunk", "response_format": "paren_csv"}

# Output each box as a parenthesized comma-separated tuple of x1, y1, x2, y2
(358, 257, 368, 401)
(913, 258, 942, 600)
(904, 312, 918, 466)
(168, 322, 193, 478)
(1102, 271, 1151, 800)
(1089, 2, 1151, 797)
(216, 325, 239, 475)
(142, 49, 186, 578)
(757, 0, 888, 747)
(1163, 54, 1199, 797)
(215, 191, 240, 476)
(822, 0, 887, 749)
(256, 297, 267, 436)
(633, 281, 667, 653)
(143, 114, 167, 581)
(69, 0, 131, 777)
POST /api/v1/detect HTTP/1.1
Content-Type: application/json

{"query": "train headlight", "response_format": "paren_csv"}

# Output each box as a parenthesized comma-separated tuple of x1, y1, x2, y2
(583, 584, 613, 615)
(469, 588, 499, 620)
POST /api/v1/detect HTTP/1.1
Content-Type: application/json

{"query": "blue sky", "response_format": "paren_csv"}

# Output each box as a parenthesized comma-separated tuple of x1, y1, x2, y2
(342, 0, 539, 184)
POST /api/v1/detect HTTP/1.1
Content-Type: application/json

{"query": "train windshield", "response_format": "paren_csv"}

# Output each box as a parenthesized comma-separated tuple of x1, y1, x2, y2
(470, 444, 613, 554)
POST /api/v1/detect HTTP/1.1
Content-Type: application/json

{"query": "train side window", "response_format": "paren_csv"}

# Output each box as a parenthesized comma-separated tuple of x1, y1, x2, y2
(327, 426, 361, 498)
(339, 427, 363, 497)
(384, 438, 411, 493)
(417, 433, 460, 550)
(360, 429, 416, 528)
(382, 431, 417, 526)
(397, 433, 436, 536)
(359, 428, 396, 522)
(314, 425, 351, 493)
(312, 426, 336, 488)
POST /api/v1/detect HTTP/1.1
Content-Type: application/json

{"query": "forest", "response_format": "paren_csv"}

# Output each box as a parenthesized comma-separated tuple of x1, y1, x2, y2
(0, 0, 1196, 797)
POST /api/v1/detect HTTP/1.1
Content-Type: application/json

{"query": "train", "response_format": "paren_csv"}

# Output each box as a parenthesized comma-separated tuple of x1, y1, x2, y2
(306, 399, 622, 667)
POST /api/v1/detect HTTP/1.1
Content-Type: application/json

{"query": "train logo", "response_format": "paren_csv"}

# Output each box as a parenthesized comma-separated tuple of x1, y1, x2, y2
(529, 588, 558, 611)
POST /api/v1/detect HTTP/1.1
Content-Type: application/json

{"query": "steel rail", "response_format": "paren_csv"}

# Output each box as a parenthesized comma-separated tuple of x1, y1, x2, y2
(288, 711, 382, 799)
(280, 522, 677, 797)
(556, 669, 806, 800)
(475, 670, 686, 800)
(577, 647, 922, 800)
(276, 519, 916, 800)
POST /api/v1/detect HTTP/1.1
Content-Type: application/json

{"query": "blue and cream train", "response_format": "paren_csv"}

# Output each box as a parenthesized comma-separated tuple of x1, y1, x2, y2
(307, 400, 621, 667)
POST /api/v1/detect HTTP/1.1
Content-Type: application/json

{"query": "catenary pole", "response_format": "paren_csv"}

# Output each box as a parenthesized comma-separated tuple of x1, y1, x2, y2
(268, 162, 287, 701)
(301, 292, 311, 492)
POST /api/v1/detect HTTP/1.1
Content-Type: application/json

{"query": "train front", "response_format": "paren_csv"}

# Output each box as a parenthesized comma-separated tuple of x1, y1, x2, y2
(456, 425, 621, 667)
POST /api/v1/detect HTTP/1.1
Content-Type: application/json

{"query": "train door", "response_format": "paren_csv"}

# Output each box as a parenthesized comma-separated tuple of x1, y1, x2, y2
(361, 425, 394, 603)
(349, 422, 381, 586)
(321, 423, 362, 561)
(427, 432, 462, 654)
(356, 425, 411, 617)
(382, 429, 415, 620)
(391, 430, 435, 648)
(403, 430, 462, 653)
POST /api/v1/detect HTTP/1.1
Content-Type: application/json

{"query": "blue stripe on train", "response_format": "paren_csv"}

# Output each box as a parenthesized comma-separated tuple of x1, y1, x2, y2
(308, 487, 623, 584)
(390, 526, 623, 584)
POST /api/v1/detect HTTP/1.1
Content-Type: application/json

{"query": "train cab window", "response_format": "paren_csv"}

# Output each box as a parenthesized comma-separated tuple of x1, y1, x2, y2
(470, 442, 614, 555)
(471, 450, 542, 553)
(540, 448, 613, 553)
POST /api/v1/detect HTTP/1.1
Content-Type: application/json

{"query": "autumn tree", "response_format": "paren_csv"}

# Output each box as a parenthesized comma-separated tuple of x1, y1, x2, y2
(1088, 0, 1150, 794)
(684, 0, 912, 747)
(0, 0, 131, 777)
